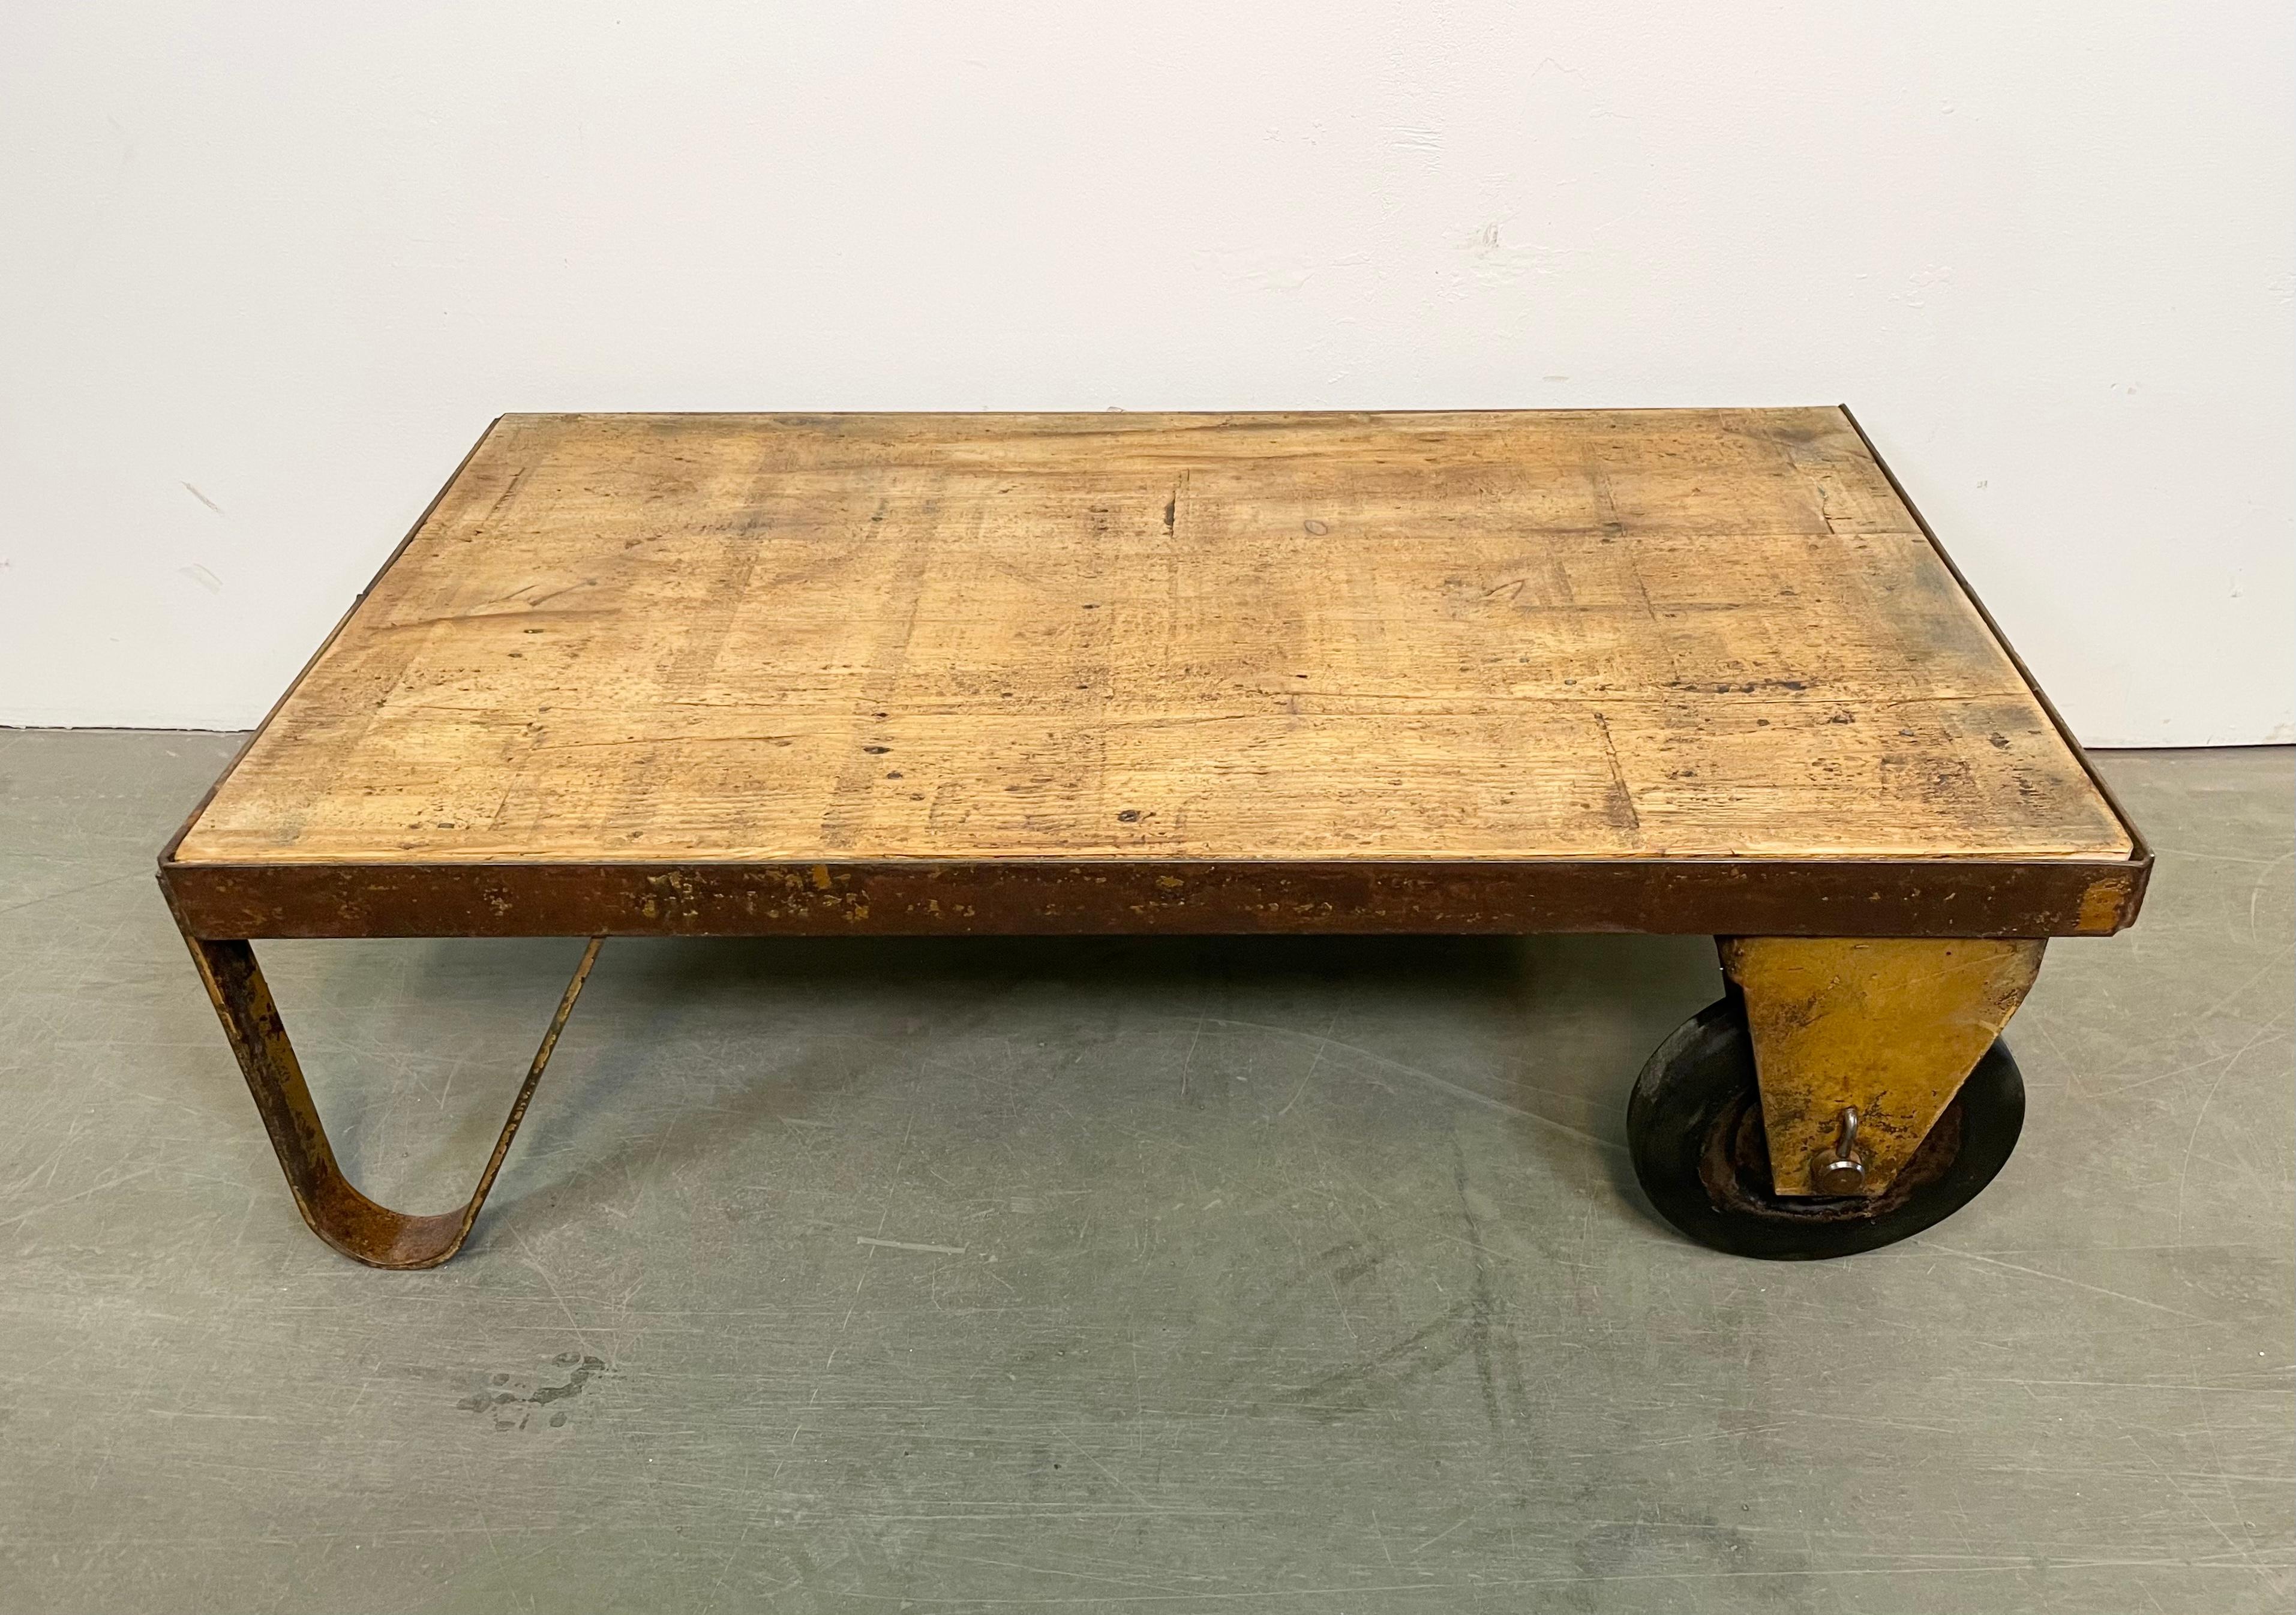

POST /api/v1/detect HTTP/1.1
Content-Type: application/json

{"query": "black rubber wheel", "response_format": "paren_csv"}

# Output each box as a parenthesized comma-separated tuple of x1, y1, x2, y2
(1628, 996, 2024, 1259)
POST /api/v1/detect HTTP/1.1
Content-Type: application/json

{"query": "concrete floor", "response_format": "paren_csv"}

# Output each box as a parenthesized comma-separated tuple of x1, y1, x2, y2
(0, 733, 2288, 1614)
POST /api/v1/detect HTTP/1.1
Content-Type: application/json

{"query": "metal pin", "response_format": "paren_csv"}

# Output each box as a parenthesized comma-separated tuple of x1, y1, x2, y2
(1809, 1105, 1869, 1195)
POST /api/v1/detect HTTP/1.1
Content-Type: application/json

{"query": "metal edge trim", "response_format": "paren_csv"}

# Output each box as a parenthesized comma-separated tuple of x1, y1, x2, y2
(1835, 404, 2151, 929)
(154, 416, 510, 870)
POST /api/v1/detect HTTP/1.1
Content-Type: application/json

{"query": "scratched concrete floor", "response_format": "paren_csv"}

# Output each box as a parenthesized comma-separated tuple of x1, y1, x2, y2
(0, 732, 2288, 1614)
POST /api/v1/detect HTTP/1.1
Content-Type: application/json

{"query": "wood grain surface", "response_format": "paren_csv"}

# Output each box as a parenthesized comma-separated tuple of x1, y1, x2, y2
(175, 409, 2132, 867)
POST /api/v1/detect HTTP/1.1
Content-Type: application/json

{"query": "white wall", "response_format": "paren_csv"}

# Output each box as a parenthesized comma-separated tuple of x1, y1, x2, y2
(4, 2, 2289, 744)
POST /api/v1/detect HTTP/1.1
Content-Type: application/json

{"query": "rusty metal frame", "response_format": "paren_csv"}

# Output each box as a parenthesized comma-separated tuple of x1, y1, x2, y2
(157, 851, 2145, 942)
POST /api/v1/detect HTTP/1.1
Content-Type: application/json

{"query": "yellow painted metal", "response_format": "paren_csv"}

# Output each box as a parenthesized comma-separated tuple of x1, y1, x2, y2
(1721, 937, 2046, 1196)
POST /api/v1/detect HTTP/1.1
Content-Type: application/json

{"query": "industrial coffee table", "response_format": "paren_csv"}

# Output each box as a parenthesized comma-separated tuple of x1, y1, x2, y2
(159, 409, 2148, 1267)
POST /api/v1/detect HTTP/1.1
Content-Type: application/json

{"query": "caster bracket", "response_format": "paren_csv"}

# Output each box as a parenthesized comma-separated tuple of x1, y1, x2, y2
(1721, 936, 2045, 1197)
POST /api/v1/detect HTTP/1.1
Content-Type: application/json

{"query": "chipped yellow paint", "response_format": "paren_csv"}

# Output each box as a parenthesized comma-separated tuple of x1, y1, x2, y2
(1722, 936, 2046, 1195)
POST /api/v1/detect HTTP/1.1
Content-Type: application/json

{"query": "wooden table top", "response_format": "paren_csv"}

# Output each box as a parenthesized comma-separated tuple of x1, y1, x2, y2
(176, 409, 2130, 880)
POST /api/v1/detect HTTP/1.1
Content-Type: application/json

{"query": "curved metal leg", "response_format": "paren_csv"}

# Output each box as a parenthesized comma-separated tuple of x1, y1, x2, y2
(181, 934, 604, 1269)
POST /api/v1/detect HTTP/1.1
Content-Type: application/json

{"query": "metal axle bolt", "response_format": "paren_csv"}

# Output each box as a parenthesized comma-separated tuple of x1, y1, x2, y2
(1809, 1106, 1869, 1195)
